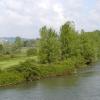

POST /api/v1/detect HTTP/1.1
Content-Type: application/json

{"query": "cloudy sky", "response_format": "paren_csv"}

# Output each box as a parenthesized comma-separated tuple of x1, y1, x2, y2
(0, 0, 100, 38)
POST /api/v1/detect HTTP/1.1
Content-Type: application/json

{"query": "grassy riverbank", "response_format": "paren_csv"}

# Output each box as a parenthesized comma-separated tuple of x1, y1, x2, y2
(0, 56, 87, 87)
(0, 55, 37, 69)
(0, 21, 100, 87)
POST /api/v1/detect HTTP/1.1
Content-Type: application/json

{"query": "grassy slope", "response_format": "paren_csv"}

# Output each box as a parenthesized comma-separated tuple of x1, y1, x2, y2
(0, 56, 37, 70)
(0, 55, 87, 87)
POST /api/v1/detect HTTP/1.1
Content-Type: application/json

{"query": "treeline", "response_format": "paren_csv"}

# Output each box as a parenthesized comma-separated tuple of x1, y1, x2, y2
(38, 21, 100, 65)
(0, 37, 37, 57)
(1, 21, 100, 86)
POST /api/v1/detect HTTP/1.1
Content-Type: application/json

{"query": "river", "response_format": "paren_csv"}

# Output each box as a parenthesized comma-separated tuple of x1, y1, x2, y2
(0, 63, 100, 100)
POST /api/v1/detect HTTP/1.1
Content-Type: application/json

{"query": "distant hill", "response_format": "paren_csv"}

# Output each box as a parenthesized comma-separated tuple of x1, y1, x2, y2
(0, 37, 15, 43)
(0, 37, 30, 44)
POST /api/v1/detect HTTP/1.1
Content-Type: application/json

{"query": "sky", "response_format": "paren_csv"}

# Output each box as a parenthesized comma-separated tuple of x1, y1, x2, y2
(0, 0, 100, 38)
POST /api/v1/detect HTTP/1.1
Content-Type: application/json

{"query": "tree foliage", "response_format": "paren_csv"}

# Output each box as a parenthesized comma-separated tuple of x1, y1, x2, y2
(60, 21, 80, 59)
(0, 44, 4, 55)
(38, 21, 100, 65)
(38, 26, 61, 63)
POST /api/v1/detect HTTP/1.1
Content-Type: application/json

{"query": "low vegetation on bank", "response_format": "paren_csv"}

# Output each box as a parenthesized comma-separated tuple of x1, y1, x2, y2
(0, 57, 85, 86)
(0, 21, 100, 86)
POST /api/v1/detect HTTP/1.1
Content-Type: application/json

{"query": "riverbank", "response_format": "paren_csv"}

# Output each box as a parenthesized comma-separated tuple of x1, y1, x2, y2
(0, 64, 99, 100)
(0, 57, 90, 87)
(0, 55, 37, 70)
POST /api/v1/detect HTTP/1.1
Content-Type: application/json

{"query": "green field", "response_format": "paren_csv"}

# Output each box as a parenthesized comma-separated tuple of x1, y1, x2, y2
(0, 56, 37, 70)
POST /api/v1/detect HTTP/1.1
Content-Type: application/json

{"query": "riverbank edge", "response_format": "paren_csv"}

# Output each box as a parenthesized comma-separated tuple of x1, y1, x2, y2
(0, 61, 91, 87)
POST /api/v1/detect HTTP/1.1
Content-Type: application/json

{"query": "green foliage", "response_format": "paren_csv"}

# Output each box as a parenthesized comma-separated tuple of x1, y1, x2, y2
(23, 39, 37, 47)
(79, 32, 98, 64)
(60, 21, 79, 59)
(0, 44, 4, 55)
(7, 59, 40, 81)
(38, 26, 61, 63)
(0, 71, 24, 86)
(15, 37, 23, 48)
(1, 21, 100, 86)
(38, 21, 100, 65)
(27, 48, 37, 56)
(11, 37, 23, 53)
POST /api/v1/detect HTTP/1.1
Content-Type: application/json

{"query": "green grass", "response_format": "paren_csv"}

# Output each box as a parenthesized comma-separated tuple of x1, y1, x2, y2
(0, 71, 24, 86)
(0, 56, 37, 70)
(0, 56, 87, 86)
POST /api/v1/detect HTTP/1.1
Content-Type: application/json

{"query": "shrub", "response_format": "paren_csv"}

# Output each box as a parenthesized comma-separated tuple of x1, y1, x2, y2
(27, 48, 37, 56)
(7, 60, 41, 81)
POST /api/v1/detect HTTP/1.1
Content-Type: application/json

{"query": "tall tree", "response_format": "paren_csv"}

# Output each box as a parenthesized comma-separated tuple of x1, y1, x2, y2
(15, 37, 23, 48)
(12, 37, 23, 53)
(38, 26, 61, 63)
(60, 21, 79, 60)
(79, 32, 98, 64)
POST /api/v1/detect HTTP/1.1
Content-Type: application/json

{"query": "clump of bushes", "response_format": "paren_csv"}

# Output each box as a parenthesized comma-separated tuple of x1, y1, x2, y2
(27, 48, 37, 56)
(7, 59, 41, 81)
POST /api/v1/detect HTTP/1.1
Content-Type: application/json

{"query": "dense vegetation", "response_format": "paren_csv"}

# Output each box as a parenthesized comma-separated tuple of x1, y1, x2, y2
(0, 21, 100, 86)
(38, 21, 100, 64)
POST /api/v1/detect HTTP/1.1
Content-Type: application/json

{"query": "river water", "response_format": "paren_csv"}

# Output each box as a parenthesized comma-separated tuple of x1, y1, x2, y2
(0, 63, 100, 100)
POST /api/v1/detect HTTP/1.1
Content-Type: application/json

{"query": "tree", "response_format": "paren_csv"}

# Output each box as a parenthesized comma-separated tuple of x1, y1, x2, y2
(23, 39, 37, 47)
(37, 21, 100, 65)
(15, 37, 23, 48)
(79, 32, 98, 64)
(60, 21, 79, 60)
(12, 37, 23, 53)
(27, 48, 37, 56)
(38, 26, 61, 63)
(0, 44, 4, 55)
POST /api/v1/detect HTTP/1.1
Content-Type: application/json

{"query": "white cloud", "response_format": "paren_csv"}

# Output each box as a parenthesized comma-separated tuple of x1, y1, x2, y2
(0, 0, 100, 38)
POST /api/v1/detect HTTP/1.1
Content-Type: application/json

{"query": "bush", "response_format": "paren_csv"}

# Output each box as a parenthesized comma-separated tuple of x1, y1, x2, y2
(27, 48, 37, 56)
(7, 60, 41, 81)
